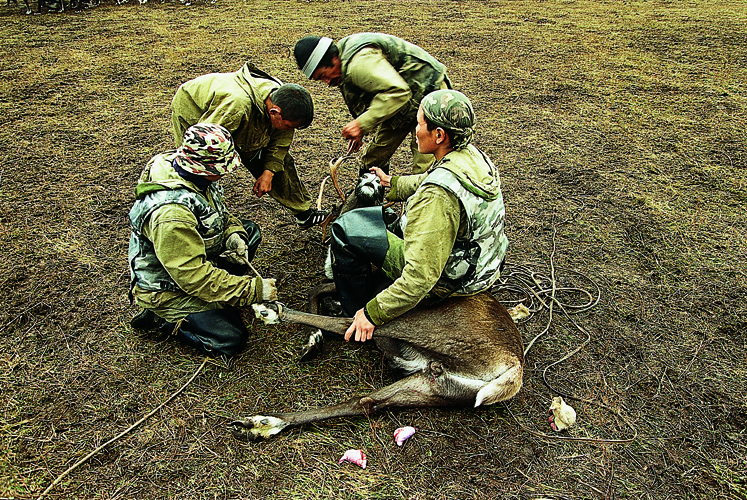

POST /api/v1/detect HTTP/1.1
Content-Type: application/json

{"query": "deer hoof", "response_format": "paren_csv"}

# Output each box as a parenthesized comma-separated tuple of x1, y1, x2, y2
(299, 330, 323, 363)
(229, 415, 286, 441)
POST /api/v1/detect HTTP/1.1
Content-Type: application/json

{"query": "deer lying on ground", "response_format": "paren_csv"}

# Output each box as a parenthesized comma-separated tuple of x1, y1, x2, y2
(230, 282, 524, 440)
(230, 158, 524, 439)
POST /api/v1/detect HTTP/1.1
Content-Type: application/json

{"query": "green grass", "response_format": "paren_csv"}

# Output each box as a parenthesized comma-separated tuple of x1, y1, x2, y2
(1, 0, 746, 498)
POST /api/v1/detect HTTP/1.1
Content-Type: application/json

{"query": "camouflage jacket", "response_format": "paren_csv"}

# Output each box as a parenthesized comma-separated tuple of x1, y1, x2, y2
(171, 62, 292, 173)
(337, 33, 448, 133)
(128, 152, 260, 311)
(366, 144, 508, 325)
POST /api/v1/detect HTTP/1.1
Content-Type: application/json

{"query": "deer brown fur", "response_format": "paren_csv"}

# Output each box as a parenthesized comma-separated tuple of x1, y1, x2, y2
(230, 282, 524, 440)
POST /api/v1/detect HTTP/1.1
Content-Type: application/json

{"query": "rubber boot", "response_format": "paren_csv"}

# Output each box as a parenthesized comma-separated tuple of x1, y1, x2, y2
(159, 308, 248, 357)
(130, 309, 162, 331)
(329, 206, 390, 330)
(242, 220, 262, 261)
(332, 266, 376, 318)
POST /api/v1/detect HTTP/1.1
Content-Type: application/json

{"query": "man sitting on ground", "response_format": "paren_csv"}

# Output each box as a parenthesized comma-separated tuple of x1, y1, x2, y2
(329, 90, 509, 343)
(128, 123, 277, 357)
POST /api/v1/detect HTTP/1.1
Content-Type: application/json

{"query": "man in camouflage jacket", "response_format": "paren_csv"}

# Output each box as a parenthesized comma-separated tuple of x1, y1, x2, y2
(294, 33, 451, 174)
(171, 62, 329, 228)
(329, 90, 509, 343)
(128, 123, 278, 357)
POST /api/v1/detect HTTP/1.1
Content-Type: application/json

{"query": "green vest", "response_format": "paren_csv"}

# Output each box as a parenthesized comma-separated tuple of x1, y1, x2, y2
(337, 33, 448, 128)
(128, 185, 229, 293)
(404, 166, 508, 295)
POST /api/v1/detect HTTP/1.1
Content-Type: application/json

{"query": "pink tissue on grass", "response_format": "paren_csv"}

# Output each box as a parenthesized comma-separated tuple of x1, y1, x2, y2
(393, 426, 417, 446)
(338, 449, 367, 469)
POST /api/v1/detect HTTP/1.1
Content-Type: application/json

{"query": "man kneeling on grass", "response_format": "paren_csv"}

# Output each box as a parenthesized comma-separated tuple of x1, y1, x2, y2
(127, 123, 277, 357)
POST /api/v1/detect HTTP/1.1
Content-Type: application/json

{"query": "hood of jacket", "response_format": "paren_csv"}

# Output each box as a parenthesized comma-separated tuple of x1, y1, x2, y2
(432, 144, 502, 201)
(234, 62, 282, 109)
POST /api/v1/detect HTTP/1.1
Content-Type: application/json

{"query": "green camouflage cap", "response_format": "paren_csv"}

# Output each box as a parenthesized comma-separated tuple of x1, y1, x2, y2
(421, 89, 475, 150)
(175, 123, 242, 177)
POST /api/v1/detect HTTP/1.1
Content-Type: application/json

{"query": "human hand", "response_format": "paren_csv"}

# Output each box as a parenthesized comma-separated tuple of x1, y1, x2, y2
(222, 233, 248, 265)
(253, 170, 274, 197)
(344, 308, 375, 342)
(342, 120, 363, 147)
(369, 167, 392, 187)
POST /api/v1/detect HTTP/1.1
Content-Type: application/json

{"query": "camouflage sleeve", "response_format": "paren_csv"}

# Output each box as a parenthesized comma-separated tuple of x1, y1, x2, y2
(261, 128, 293, 173)
(366, 186, 460, 325)
(224, 211, 249, 241)
(347, 48, 412, 134)
(143, 205, 261, 307)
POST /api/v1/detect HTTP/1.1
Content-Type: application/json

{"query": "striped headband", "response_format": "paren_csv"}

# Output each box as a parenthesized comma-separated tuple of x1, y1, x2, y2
(302, 37, 333, 78)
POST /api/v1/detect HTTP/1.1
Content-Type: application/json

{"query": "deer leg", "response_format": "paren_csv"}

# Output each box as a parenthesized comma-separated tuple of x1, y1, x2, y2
(298, 329, 323, 362)
(297, 282, 343, 362)
(230, 371, 458, 441)
(302, 282, 329, 361)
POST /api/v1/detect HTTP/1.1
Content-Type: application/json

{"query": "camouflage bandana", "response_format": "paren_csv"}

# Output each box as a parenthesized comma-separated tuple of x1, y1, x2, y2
(421, 90, 475, 150)
(174, 123, 242, 177)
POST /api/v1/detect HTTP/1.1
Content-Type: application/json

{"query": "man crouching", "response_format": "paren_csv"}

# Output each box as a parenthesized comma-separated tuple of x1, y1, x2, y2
(128, 123, 277, 357)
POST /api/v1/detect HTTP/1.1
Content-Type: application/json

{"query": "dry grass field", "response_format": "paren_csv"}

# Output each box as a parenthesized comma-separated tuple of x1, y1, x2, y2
(0, 0, 745, 498)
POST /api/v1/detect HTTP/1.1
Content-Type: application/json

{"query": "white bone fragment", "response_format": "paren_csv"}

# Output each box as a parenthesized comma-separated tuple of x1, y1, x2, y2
(507, 303, 530, 322)
(548, 396, 577, 431)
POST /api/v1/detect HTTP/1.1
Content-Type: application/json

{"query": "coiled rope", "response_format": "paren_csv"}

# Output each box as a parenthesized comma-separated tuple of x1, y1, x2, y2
(491, 223, 638, 444)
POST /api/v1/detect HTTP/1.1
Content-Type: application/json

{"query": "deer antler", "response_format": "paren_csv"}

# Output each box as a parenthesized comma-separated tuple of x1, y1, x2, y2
(314, 154, 357, 241)
(316, 175, 331, 210)
(314, 155, 351, 211)
(329, 155, 354, 203)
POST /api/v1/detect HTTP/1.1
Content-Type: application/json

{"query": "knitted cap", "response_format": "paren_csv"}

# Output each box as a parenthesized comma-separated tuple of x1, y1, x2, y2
(294, 36, 333, 78)
(174, 123, 242, 177)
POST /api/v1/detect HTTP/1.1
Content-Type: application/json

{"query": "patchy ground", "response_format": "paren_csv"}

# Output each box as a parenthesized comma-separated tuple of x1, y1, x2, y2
(0, 0, 745, 498)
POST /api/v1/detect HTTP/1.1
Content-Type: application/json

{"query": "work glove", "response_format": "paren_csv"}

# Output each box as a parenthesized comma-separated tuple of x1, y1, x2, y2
(222, 233, 249, 266)
(253, 277, 278, 302)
